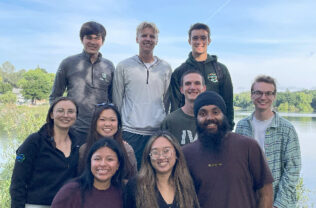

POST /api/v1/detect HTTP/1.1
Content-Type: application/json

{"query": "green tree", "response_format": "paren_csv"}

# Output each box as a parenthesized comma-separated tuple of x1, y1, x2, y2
(18, 67, 54, 104)
(234, 92, 253, 110)
(0, 82, 13, 94)
(0, 91, 17, 104)
(0, 61, 25, 88)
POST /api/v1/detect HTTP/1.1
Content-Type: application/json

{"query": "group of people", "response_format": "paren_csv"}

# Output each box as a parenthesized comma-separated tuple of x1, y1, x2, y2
(9, 20, 301, 208)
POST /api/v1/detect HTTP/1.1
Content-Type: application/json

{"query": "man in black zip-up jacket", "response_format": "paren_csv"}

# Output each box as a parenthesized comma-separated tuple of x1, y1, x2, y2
(167, 23, 234, 129)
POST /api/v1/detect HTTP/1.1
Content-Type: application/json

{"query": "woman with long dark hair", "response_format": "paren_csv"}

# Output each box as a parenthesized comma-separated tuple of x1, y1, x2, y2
(10, 97, 81, 208)
(78, 103, 136, 179)
(124, 131, 200, 208)
(51, 138, 124, 208)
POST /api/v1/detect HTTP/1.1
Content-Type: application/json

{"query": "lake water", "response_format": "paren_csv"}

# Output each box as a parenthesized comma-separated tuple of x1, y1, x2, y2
(1, 112, 316, 205)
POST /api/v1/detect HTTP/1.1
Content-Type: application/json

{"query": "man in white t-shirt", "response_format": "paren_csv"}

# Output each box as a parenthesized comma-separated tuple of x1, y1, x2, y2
(235, 75, 301, 208)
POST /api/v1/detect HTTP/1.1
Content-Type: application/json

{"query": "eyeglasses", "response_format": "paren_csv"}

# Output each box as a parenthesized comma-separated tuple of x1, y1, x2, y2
(55, 108, 76, 116)
(149, 147, 173, 160)
(95, 102, 116, 108)
(251, 90, 275, 97)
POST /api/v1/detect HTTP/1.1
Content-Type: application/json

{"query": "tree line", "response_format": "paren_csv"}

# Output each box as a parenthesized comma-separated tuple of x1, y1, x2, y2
(1, 61, 316, 112)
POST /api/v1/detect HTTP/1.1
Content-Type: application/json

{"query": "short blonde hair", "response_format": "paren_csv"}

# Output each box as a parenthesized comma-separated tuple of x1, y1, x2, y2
(136, 21, 159, 37)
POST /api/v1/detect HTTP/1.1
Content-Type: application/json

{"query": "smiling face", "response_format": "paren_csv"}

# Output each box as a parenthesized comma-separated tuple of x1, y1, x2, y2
(181, 73, 206, 103)
(96, 109, 118, 138)
(251, 82, 276, 113)
(189, 29, 210, 57)
(82, 34, 103, 56)
(136, 27, 158, 54)
(197, 105, 224, 134)
(91, 146, 120, 189)
(149, 137, 177, 176)
(50, 100, 77, 129)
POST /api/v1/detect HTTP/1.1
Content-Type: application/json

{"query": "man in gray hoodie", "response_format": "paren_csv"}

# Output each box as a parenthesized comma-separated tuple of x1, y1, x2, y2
(49, 21, 115, 143)
(113, 21, 172, 168)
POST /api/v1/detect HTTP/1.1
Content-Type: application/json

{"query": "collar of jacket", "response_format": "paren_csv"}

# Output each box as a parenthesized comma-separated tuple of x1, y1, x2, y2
(187, 52, 218, 65)
(81, 50, 102, 63)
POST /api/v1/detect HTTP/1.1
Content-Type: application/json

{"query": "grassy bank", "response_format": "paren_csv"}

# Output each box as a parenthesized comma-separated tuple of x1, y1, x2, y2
(0, 104, 48, 207)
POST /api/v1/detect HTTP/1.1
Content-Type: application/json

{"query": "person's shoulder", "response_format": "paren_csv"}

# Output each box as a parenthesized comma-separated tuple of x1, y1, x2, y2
(182, 140, 199, 152)
(236, 116, 251, 126)
(62, 181, 80, 190)
(227, 132, 256, 145)
(100, 57, 115, 69)
(117, 56, 137, 66)
(156, 57, 172, 69)
(21, 124, 47, 147)
(61, 52, 83, 63)
(165, 108, 182, 120)
(276, 113, 295, 129)
(173, 62, 190, 74)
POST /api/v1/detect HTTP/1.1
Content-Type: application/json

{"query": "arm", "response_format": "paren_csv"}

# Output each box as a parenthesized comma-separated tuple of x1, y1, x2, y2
(49, 62, 67, 104)
(168, 70, 184, 112)
(112, 63, 125, 112)
(10, 134, 38, 208)
(258, 183, 273, 208)
(163, 64, 172, 114)
(273, 128, 301, 208)
(219, 64, 234, 130)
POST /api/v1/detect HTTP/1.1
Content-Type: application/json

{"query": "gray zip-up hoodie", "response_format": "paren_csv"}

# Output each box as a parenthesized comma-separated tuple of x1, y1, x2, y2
(49, 51, 115, 135)
(113, 55, 172, 135)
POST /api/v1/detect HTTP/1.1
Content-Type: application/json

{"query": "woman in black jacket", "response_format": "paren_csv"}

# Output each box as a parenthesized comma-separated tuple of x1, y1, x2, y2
(10, 97, 81, 208)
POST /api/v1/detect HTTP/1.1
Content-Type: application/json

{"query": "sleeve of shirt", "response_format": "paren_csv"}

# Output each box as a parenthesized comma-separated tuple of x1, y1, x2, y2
(10, 133, 39, 208)
(163, 64, 172, 114)
(107, 70, 114, 103)
(248, 139, 274, 190)
(49, 62, 67, 104)
(274, 127, 301, 208)
(123, 142, 138, 176)
(219, 64, 234, 130)
(160, 117, 169, 131)
(167, 70, 183, 112)
(112, 63, 125, 112)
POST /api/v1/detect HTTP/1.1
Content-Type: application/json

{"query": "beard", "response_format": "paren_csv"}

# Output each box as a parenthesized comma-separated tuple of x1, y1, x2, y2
(196, 115, 230, 152)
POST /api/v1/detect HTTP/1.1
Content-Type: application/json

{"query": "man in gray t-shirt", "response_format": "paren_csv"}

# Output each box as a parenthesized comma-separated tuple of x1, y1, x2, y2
(161, 69, 205, 145)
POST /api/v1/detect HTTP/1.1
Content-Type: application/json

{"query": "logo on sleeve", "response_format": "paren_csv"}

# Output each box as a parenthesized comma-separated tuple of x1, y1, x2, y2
(100, 73, 107, 81)
(207, 73, 218, 83)
(16, 154, 25, 163)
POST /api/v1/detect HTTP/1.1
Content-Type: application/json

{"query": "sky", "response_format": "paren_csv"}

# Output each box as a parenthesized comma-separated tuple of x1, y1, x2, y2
(0, 0, 315, 92)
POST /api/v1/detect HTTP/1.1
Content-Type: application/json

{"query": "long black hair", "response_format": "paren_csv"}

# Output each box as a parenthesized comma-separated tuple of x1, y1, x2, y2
(76, 138, 125, 205)
(79, 103, 134, 178)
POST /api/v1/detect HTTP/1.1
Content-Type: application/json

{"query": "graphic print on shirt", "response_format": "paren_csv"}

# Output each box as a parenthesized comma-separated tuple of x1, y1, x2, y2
(181, 130, 198, 145)
(207, 73, 218, 83)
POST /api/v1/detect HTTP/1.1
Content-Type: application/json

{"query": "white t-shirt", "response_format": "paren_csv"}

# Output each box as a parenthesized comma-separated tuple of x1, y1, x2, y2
(144, 57, 157, 68)
(251, 115, 274, 152)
